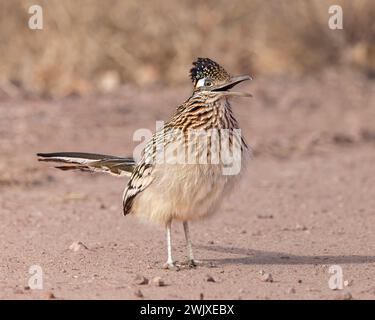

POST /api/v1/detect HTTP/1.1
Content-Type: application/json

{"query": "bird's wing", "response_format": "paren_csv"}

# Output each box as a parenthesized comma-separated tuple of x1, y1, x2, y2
(122, 129, 168, 215)
(122, 161, 154, 215)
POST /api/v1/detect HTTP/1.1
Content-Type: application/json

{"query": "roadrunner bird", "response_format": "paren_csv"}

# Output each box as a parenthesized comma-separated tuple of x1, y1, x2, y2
(37, 58, 252, 269)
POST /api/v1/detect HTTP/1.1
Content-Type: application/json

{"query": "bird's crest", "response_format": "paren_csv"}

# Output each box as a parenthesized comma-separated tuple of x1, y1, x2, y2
(190, 58, 230, 86)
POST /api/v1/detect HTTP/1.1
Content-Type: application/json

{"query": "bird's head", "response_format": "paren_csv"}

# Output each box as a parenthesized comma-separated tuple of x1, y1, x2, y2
(190, 57, 252, 98)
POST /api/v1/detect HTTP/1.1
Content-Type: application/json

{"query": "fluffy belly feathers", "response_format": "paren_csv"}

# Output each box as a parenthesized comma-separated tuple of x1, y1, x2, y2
(131, 163, 238, 225)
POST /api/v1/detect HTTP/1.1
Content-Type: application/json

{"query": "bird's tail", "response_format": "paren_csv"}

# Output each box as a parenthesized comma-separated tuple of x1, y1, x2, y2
(37, 152, 135, 177)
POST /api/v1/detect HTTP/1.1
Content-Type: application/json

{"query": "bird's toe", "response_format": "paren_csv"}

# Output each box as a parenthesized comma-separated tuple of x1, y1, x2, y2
(163, 262, 180, 271)
(181, 259, 204, 268)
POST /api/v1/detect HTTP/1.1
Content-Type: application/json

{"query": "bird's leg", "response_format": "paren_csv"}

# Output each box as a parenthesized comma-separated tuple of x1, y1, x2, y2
(163, 221, 180, 271)
(183, 221, 200, 267)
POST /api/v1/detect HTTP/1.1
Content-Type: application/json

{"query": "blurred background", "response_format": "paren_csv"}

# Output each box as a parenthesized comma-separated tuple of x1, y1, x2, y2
(0, 0, 374, 97)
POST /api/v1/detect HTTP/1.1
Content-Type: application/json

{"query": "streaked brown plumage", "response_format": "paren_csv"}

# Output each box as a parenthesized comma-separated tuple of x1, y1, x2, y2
(38, 58, 252, 269)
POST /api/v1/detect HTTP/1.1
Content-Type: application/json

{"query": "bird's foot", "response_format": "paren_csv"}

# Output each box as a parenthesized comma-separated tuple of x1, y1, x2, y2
(163, 261, 180, 271)
(181, 259, 204, 268)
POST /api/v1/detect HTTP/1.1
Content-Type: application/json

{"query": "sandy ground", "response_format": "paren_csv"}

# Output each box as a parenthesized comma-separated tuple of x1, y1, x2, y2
(1, 71, 375, 299)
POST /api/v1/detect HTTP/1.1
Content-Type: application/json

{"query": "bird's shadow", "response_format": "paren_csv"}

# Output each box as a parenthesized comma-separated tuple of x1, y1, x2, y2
(198, 245, 375, 266)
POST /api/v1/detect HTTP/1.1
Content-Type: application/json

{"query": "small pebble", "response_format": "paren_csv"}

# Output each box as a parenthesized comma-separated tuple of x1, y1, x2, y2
(344, 280, 353, 287)
(257, 214, 274, 219)
(288, 287, 296, 294)
(206, 275, 215, 282)
(69, 241, 88, 252)
(295, 224, 308, 231)
(199, 293, 204, 300)
(335, 292, 352, 300)
(134, 289, 144, 298)
(152, 276, 165, 287)
(99, 203, 106, 210)
(43, 292, 56, 299)
(134, 275, 149, 285)
(261, 273, 273, 282)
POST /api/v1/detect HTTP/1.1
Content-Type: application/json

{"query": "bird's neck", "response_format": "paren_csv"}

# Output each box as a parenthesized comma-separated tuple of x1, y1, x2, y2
(171, 93, 239, 131)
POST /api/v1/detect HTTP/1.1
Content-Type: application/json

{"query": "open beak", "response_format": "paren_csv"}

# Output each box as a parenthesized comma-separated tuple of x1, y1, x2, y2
(212, 74, 252, 97)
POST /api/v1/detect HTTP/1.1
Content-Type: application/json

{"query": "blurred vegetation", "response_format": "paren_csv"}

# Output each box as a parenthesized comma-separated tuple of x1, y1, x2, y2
(0, 0, 374, 97)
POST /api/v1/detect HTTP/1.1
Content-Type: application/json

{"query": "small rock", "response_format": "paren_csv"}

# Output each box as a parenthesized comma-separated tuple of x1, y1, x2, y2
(335, 292, 352, 300)
(295, 224, 308, 231)
(134, 289, 144, 298)
(257, 214, 274, 219)
(344, 280, 353, 287)
(288, 287, 296, 294)
(333, 134, 354, 145)
(361, 129, 375, 142)
(259, 270, 265, 275)
(134, 275, 149, 285)
(206, 275, 215, 282)
(43, 292, 56, 299)
(24, 286, 30, 291)
(298, 279, 303, 284)
(261, 273, 273, 282)
(152, 277, 165, 287)
(99, 70, 121, 92)
(69, 241, 88, 252)
(199, 293, 204, 300)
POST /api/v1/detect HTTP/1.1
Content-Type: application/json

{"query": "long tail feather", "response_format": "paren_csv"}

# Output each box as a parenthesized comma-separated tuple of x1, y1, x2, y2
(37, 152, 135, 177)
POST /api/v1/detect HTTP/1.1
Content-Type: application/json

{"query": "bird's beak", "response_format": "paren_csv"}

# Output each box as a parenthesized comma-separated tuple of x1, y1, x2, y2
(212, 75, 252, 97)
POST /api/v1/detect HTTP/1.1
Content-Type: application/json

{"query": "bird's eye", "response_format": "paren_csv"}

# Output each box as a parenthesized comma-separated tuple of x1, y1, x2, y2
(205, 80, 212, 86)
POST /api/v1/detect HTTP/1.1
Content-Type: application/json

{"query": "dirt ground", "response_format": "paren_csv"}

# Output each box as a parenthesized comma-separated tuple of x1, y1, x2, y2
(1, 70, 375, 300)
